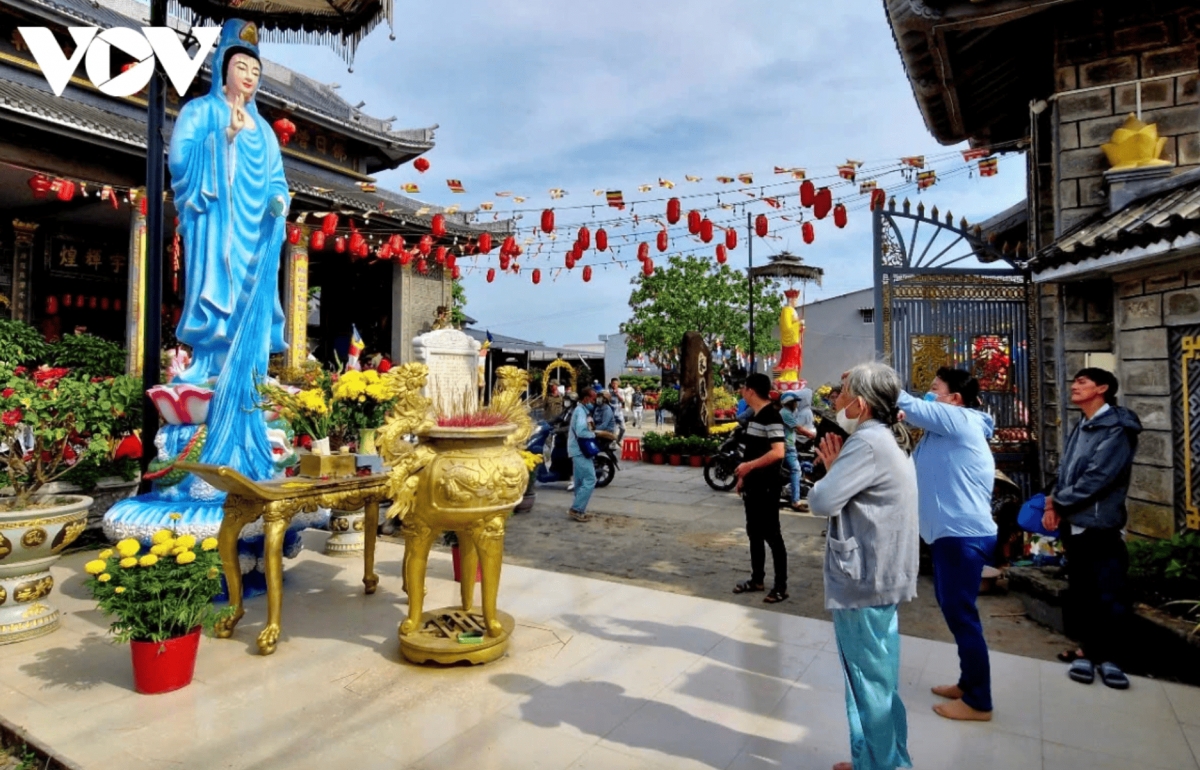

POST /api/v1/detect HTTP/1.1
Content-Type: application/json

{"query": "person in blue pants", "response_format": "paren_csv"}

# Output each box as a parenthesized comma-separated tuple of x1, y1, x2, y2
(897, 367, 997, 722)
(566, 387, 598, 522)
(779, 390, 816, 510)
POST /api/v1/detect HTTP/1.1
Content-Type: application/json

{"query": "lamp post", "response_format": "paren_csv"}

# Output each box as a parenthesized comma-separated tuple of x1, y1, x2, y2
(747, 211, 755, 375)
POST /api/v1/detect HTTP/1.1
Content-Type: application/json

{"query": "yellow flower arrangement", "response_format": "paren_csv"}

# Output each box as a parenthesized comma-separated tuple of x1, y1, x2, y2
(520, 451, 542, 474)
(710, 422, 738, 436)
(175, 534, 197, 550)
(151, 529, 174, 545)
(98, 573, 112, 583)
(150, 542, 173, 557)
(176, 550, 197, 565)
(116, 539, 140, 558)
(119, 556, 138, 569)
(201, 538, 218, 552)
(138, 554, 158, 568)
(85, 559, 107, 575)
(296, 388, 329, 415)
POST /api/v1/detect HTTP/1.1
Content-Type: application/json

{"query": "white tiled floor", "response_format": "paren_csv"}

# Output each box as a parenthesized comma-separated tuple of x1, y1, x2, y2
(0, 531, 1197, 770)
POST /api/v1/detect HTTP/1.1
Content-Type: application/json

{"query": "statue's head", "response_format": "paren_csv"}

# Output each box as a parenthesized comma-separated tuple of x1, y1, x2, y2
(784, 288, 801, 307)
(214, 19, 262, 101)
(224, 52, 261, 101)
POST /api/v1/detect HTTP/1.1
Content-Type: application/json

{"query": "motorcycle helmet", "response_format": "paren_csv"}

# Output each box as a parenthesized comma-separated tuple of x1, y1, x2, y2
(780, 392, 800, 407)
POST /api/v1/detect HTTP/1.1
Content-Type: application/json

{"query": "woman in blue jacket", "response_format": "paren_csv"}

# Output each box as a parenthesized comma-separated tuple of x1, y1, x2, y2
(897, 367, 997, 722)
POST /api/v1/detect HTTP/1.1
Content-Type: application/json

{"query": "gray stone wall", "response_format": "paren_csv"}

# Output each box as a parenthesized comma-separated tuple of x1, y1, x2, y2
(390, 263, 451, 364)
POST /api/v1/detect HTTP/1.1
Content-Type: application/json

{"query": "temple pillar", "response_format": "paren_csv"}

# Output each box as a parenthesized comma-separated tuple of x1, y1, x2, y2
(283, 229, 310, 370)
(10, 219, 38, 323)
(125, 194, 147, 377)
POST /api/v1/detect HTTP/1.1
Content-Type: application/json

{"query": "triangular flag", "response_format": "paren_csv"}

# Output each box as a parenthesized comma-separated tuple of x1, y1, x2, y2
(685, 175, 702, 182)
(737, 173, 754, 184)
(658, 178, 675, 189)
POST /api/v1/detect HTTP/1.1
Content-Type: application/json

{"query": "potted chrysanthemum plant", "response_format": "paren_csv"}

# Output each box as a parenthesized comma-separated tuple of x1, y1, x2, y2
(84, 515, 232, 694)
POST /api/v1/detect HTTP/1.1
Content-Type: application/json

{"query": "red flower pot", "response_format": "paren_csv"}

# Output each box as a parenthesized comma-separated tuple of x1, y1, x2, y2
(689, 455, 705, 468)
(668, 455, 682, 466)
(451, 544, 483, 583)
(650, 453, 665, 465)
(130, 627, 200, 694)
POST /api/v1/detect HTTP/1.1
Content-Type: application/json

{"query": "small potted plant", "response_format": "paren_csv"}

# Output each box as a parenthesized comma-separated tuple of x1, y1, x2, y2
(667, 436, 684, 466)
(687, 437, 707, 468)
(83, 516, 231, 694)
(642, 432, 667, 465)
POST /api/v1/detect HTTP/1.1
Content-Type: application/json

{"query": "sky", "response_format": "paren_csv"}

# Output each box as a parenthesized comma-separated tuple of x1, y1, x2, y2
(261, 1, 1028, 347)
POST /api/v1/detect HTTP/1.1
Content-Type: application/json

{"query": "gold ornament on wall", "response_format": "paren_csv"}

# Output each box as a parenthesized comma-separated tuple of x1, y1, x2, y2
(1102, 114, 1171, 171)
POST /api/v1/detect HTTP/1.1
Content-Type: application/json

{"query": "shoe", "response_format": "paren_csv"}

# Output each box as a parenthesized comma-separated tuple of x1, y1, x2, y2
(569, 509, 592, 522)
(1097, 661, 1130, 690)
(1068, 658, 1095, 685)
(567, 482, 575, 491)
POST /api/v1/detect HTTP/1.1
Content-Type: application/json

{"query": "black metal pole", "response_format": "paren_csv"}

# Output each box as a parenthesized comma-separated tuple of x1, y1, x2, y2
(140, 0, 166, 483)
(747, 211, 755, 375)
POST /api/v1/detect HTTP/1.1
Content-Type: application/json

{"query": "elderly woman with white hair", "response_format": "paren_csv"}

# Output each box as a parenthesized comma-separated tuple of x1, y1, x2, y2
(808, 362, 919, 770)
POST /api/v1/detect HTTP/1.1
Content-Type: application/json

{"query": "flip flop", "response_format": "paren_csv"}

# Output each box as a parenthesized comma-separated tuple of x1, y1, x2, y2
(1068, 658, 1095, 685)
(733, 580, 764, 594)
(1097, 662, 1130, 690)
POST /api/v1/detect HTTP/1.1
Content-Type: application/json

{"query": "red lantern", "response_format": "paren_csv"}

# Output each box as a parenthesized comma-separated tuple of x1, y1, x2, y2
(700, 218, 714, 243)
(582, 265, 593, 282)
(725, 228, 737, 250)
(833, 203, 848, 229)
(577, 226, 591, 251)
(416, 258, 429, 274)
(656, 230, 668, 253)
(755, 214, 768, 238)
(637, 242, 650, 262)
(55, 179, 76, 201)
(540, 209, 555, 234)
(446, 254, 457, 270)
(62, 294, 73, 308)
(870, 188, 887, 211)
(432, 213, 447, 238)
(27, 174, 52, 199)
(45, 296, 59, 315)
(596, 228, 608, 252)
(349, 231, 366, 255)
(716, 244, 727, 264)
(499, 253, 511, 271)
(802, 221, 815, 244)
(286, 224, 301, 245)
(451, 265, 462, 280)
(114, 298, 122, 312)
(666, 197, 681, 225)
(478, 232, 493, 253)
(487, 267, 496, 283)
(272, 118, 296, 146)
(335, 237, 346, 253)
(501, 236, 517, 255)
(814, 187, 833, 219)
(800, 180, 816, 208)
(687, 210, 701, 235)
(565, 254, 576, 270)
(88, 296, 98, 309)
(377, 244, 392, 260)
(419, 234, 433, 256)
(310, 231, 326, 250)
(389, 234, 405, 253)
(435, 245, 448, 265)
(322, 213, 338, 236)
(642, 258, 654, 277)
(399, 250, 413, 266)
(532, 268, 542, 285)
(100, 297, 111, 311)
(413, 157, 430, 173)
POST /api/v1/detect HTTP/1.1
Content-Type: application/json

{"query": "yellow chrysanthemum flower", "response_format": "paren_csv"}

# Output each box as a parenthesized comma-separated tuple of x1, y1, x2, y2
(116, 539, 140, 558)
(119, 556, 138, 569)
(138, 554, 158, 567)
(85, 559, 107, 575)
(168, 512, 183, 521)
(114, 586, 126, 594)
(176, 550, 197, 565)
(175, 534, 197, 549)
(98, 573, 112, 583)
(98, 549, 113, 560)
(206, 567, 220, 579)
(201, 537, 218, 552)
(151, 529, 174, 545)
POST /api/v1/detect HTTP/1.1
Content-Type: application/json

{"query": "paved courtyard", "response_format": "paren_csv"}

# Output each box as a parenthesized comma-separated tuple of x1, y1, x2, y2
(0, 536, 1197, 769)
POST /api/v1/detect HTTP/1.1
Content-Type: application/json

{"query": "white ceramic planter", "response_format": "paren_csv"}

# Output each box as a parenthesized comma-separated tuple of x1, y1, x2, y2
(324, 508, 366, 556)
(0, 494, 91, 644)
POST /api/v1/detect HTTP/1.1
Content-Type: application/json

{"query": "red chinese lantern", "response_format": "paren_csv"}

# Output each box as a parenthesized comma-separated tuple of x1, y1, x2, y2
(532, 268, 542, 285)
(725, 228, 737, 250)
(716, 244, 727, 264)
(100, 297, 111, 311)
(321, 213, 338, 236)
(88, 296, 98, 309)
(377, 244, 392, 260)
(499, 253, 511, 271)
(310, 231, 326, 250)
(45, 296, 59, 315)
(349, 231, 366, 255)
(435, 245, 448, 265)
(399, 250, 413, 266)
(413, 157, 430, 173)
(755, 214, 768, 238)
(565, 254, 576, 270)
(27, 174, 52, 199)
(577, 226, 591, 251)
(486, 267, 496, 283)
(814, 187, 833, 219)
(272, 118, 296, 146)
(540, 209, 555, 234)
(870, 188, 887, 211)
(55, 179, 76, 201)
(642, 258, 654, 277)
(418, 234, 433, 256)
(802, 221, 815, 244)
(62, 294, 73, 308)
(114, 298, 122, 312)
(666, 197, 681, 225)
(478, 232, 493, 253)
(700, 218, 714, 243)
(431, 213, 447, 238)
(335, 236, 346, 253)
(596, 228, 608, 252)
(286, 224, 301, 245)
(582, 265, 593, 282)
(800, 180, 816, 208)
(501, 236, 517, 255)
(657, 230, 668, 253)
(687, 210, 701, 235)
(637, 242, 650, 262)
(389, 234, 405, 253)
(451, 265, 462, 280)
(416, 258, 429, 274)
(446, 254, 457, 270)
(833, 203, 848, 229)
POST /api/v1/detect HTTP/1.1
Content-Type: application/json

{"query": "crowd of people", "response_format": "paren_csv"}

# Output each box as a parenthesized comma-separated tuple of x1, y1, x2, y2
(730, 363, 1140, 770)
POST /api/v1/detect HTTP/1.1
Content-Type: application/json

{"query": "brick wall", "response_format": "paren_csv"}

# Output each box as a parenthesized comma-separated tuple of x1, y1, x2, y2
(1053, 6, 1200, 234)
(391, 263, 450, 364)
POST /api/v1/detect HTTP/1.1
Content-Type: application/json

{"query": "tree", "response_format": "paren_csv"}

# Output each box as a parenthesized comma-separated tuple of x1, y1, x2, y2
(621, 255, 783, 369)
(451, 279, 468, 327)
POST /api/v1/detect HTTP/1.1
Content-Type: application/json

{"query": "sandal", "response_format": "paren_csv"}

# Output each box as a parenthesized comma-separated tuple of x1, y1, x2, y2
(1068, 658, 1095, 685)
(1057, 648, 1085, 663)
(732, 580, 764, 594)
(763, 588, 789, 604)
(569, 509, 592, 522)
(1097, 662, 1130, 690)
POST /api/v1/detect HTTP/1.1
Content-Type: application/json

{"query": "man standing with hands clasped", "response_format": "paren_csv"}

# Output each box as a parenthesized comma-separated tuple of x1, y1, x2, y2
(897, 367, 997, 722)
(732, 373, 789, 604)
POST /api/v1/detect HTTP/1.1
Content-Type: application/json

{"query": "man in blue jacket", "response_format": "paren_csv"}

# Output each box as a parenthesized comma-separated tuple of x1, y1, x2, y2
(1042, 368, 1141, 690)
(898, 367, 997, 722)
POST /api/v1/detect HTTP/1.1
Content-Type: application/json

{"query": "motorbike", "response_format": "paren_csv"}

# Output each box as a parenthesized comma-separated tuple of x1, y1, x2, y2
(703, 426, 815, 500)
(526, 406, 618, 488)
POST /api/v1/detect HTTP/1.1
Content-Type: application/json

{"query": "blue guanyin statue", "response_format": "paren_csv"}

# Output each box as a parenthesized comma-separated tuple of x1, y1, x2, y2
(104, 19, 323, 594)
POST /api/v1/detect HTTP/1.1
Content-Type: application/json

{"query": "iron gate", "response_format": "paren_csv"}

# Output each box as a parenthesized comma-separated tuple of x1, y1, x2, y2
(873, 198, 1040, 492)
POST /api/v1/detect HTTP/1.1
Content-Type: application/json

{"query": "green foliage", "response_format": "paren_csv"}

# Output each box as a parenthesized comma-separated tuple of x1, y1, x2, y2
(451, 279, 468, 327)
(0, 320, 49, 367)
(621, 255, 783, 368)
(85, 530, 233, 643)
(60, 456, 140, 493)
(617, 375, 659, 390)
(1128, 531, 1200, 606)
(642, 431, 717, 456)
(641, 431, 669, 454)
(47, 333, 126, 378)
(657, 387, 680, 414)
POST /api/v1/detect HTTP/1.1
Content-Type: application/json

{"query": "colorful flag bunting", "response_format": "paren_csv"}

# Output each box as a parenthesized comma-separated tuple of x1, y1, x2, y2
(593, 189, 605, 196)
(447, 180, 466, 193)
(737, 173, 754, 184)
(962, 147, 991, 162)
(658, 178, 675, 188)
(513, 196, 527, 203)
(495, 191, 512, 197)
(416, 206, 431, 215)
(717, 176, 735, 184)
(401, 183, 420, 193)
(901, 156, 925, 169)
(445, 205, 460, 214)
(685, 175, 702, 183)
(357, 182, 376, 192)
(763, 197, 782, 209)
(638, 184, 653, 192)
(480, 202, 494, 211)
(606, 190, 625, 209)
(978, 157, 999, 177)
(838, 164, 857, 181)
(548, 188, 567, 199)
(859, 180, 878, 193)
(917, 170, 937, 189)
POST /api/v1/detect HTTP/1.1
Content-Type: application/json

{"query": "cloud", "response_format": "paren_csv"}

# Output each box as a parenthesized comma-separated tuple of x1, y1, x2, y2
(263, 1, 1027, 345)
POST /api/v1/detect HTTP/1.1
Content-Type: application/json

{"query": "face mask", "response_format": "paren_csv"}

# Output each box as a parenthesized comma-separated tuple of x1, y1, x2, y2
(923, 392, 938, 402)
(835, 407, 860, 435)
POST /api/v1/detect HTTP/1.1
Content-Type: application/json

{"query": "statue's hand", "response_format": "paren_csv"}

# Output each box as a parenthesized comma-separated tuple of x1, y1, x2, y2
(269, 195, 287, 218)
(227, 93, 247, 140)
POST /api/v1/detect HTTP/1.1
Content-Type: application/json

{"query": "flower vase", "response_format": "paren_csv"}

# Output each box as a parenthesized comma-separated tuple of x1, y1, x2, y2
(130, 627, 201, 694)
(311, 437, 331, 456)
(358, 428, 378, 456)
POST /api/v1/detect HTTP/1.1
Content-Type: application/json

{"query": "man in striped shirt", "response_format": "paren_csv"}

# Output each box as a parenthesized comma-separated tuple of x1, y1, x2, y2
(733, 373, 789, 603)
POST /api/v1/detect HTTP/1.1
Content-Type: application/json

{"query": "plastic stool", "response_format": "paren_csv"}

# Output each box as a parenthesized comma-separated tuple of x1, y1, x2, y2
(622, 438, 642, 461)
